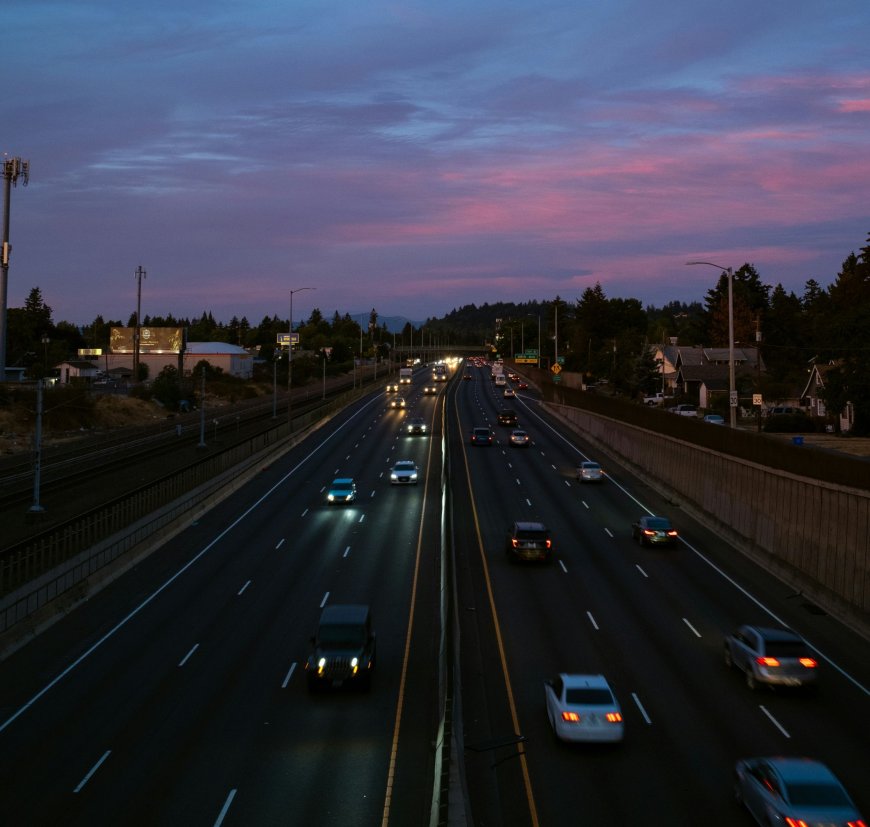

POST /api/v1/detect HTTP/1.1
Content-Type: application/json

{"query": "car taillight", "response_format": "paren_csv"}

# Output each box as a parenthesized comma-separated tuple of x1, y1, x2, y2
(512, 539, 519, 548)
(545, 540, 551, 548)
(798, 657, 817, 668)
(643, 529, 655, 536)
(606, 712, 622, 723)
(561, 711, 580, 723)
(756, 656, 780, 667)
(784, 819, 809, 827)
(846, 821, 866, 827)
(667, 530, 678, 537)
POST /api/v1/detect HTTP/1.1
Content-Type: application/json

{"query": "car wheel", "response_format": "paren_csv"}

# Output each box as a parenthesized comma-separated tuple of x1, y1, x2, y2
(724, 646, 733, 669)
(746, 669, 757, 691)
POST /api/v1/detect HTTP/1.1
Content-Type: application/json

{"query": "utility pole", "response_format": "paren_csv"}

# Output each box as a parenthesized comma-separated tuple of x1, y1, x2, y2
(1, 156, 30, 382)
(133, 266, 146, 383)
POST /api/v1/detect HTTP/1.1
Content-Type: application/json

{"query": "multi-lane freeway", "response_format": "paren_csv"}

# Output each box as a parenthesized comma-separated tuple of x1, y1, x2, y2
(0, 360, 868, 826)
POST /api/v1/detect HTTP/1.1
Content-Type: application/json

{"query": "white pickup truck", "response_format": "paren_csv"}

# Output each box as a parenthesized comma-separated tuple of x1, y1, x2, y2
(643, 392, 669, 406)
(668, 403, 698, 416)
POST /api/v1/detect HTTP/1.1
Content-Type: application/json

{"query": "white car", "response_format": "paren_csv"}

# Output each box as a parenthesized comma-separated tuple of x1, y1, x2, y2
(576, 461, 604, 482)
(390, 460, 418, 485)
(544, 674, 624, 742)
(503, 388, 516, 398)
(389, 397, 406, 409)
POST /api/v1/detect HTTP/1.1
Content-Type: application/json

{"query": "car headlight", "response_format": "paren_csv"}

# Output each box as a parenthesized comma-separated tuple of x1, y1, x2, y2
(327, 494, 335, 501)
(410, 473, 417, 480)
(390, 473, 398, 481)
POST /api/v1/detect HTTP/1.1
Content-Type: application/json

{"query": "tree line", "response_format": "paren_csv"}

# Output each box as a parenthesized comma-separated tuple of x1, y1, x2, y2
(5, 231, 869, 432)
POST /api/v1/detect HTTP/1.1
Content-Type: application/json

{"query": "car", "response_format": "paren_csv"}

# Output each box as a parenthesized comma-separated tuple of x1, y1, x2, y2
(734, 757, 863, 826)
(631, 515, 678, 546)
(471, 426, 493, 445)
(497, 410, 518, 426)
(517, 381, 528, 390)
(724, 625, 818, 690)
(668, 403, 698, 416)
(544, 674, 624, 743)
(503, 388, 516, 398)
(405, 417, 428, 435)
(422, 385, 438, 395)
(326, 477, 357, 504)
(389, 396, 406, 409)
(305, 604, 376, 691)
(509, 429, 530, 448)
(703, 413, 725, 425)
(576, 461, 604, 482)
(505, 521, 552, 562)
(385, 383, 399, 393)
(390, 460, 418, 484)
(508, 373, 519, 381)
(463, 373, 473, 380)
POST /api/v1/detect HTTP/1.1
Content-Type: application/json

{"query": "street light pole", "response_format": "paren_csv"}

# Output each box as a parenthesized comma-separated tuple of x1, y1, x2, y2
(686, 260, 736, 428)
(288, 287, 315, 431)
(1, 156, 30, 383)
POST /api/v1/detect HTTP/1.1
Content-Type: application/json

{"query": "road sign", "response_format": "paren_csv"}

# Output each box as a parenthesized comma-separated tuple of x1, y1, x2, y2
(552, 374, 562, 383)
(277, 333, 300, 346)
(730, 391, 739, 407)
(551, 363, 562, 375)
(753, 394, 763, 406)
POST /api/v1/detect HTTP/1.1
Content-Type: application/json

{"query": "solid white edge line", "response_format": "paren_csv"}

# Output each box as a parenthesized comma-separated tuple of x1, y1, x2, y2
(632, 693, 652, 724)
(517, 395, 870, 697)
(73, 749, 111, 793)
(213, 788, 237, 827)
(759, 705, 790, 738)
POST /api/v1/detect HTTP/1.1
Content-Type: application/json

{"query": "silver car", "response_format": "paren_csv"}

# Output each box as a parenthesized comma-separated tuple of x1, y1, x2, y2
(734, 757, 863, 826)
(390, 460, 418, 485)
(544, 674, 624, 743)
(576, 461, 604, 482)
(724, 625, 818, 690)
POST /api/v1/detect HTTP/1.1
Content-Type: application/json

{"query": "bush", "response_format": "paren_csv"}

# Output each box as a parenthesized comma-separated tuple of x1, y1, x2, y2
(763, 413, 815, 433)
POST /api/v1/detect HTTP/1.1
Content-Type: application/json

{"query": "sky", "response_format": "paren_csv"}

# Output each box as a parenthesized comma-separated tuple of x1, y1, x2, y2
(4, 0, 869, 327)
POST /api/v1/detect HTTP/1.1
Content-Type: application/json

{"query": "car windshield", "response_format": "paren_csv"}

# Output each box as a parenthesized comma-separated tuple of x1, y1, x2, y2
(582, 463, 600, 471)
(394, 462, 415, 471)
(516, 530, 547, 541)
(318, 624, 366, 647)
(786, 782, 852, 807)
(332, 481, 353, 492)
(646, 518, 671, 530)
(565, 688, 614, 705)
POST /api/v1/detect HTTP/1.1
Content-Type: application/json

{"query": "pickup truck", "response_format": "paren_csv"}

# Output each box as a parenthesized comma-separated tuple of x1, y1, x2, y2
(643, 392, 669, 406)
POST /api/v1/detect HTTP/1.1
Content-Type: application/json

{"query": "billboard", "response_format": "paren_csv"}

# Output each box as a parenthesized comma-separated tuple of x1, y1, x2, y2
(110, 327, 184, 354)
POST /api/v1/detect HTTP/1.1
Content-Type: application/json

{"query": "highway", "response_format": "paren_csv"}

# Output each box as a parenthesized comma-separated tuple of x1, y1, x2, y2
(0, 374, 446, 826)
(451, 362, 870, 826)
(0, 359, 868, 826)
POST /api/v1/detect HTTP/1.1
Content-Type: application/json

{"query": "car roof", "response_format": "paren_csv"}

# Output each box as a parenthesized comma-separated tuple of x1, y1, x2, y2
(331, 477, 354, 485)
(745, 626, 804, 643)
(474, 426, 491, 432)
(559, 673, 609, 690)
(581, 461, 600, 467)
(393, 459, 416, 466)
(514, 521, 547, 531)
(762, 757, 839, 784)
(319, 604, 370, 624)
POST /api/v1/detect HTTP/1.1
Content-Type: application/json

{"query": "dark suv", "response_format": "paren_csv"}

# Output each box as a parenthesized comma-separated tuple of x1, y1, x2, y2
(505, 521, 552, 562)
(306, 604, 376, 691)
(471, 427, 493, 445)
(497, 410, 518, 426)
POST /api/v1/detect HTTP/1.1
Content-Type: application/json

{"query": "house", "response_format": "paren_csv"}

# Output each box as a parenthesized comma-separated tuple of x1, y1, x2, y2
(56, 360, 101, 385)
(656, 344, 763, 408)
(802, 362, 853, 433)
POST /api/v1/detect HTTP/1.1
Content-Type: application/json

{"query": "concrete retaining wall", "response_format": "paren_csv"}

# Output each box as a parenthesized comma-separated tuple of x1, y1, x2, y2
(547, 400, 870, 638)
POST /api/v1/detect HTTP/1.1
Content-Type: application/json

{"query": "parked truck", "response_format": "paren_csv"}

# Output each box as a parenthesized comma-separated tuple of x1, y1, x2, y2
(643, 392, 669, 406)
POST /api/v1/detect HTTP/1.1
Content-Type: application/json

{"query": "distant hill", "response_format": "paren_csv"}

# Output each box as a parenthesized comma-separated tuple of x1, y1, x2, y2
(348, 313, 425, 333)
